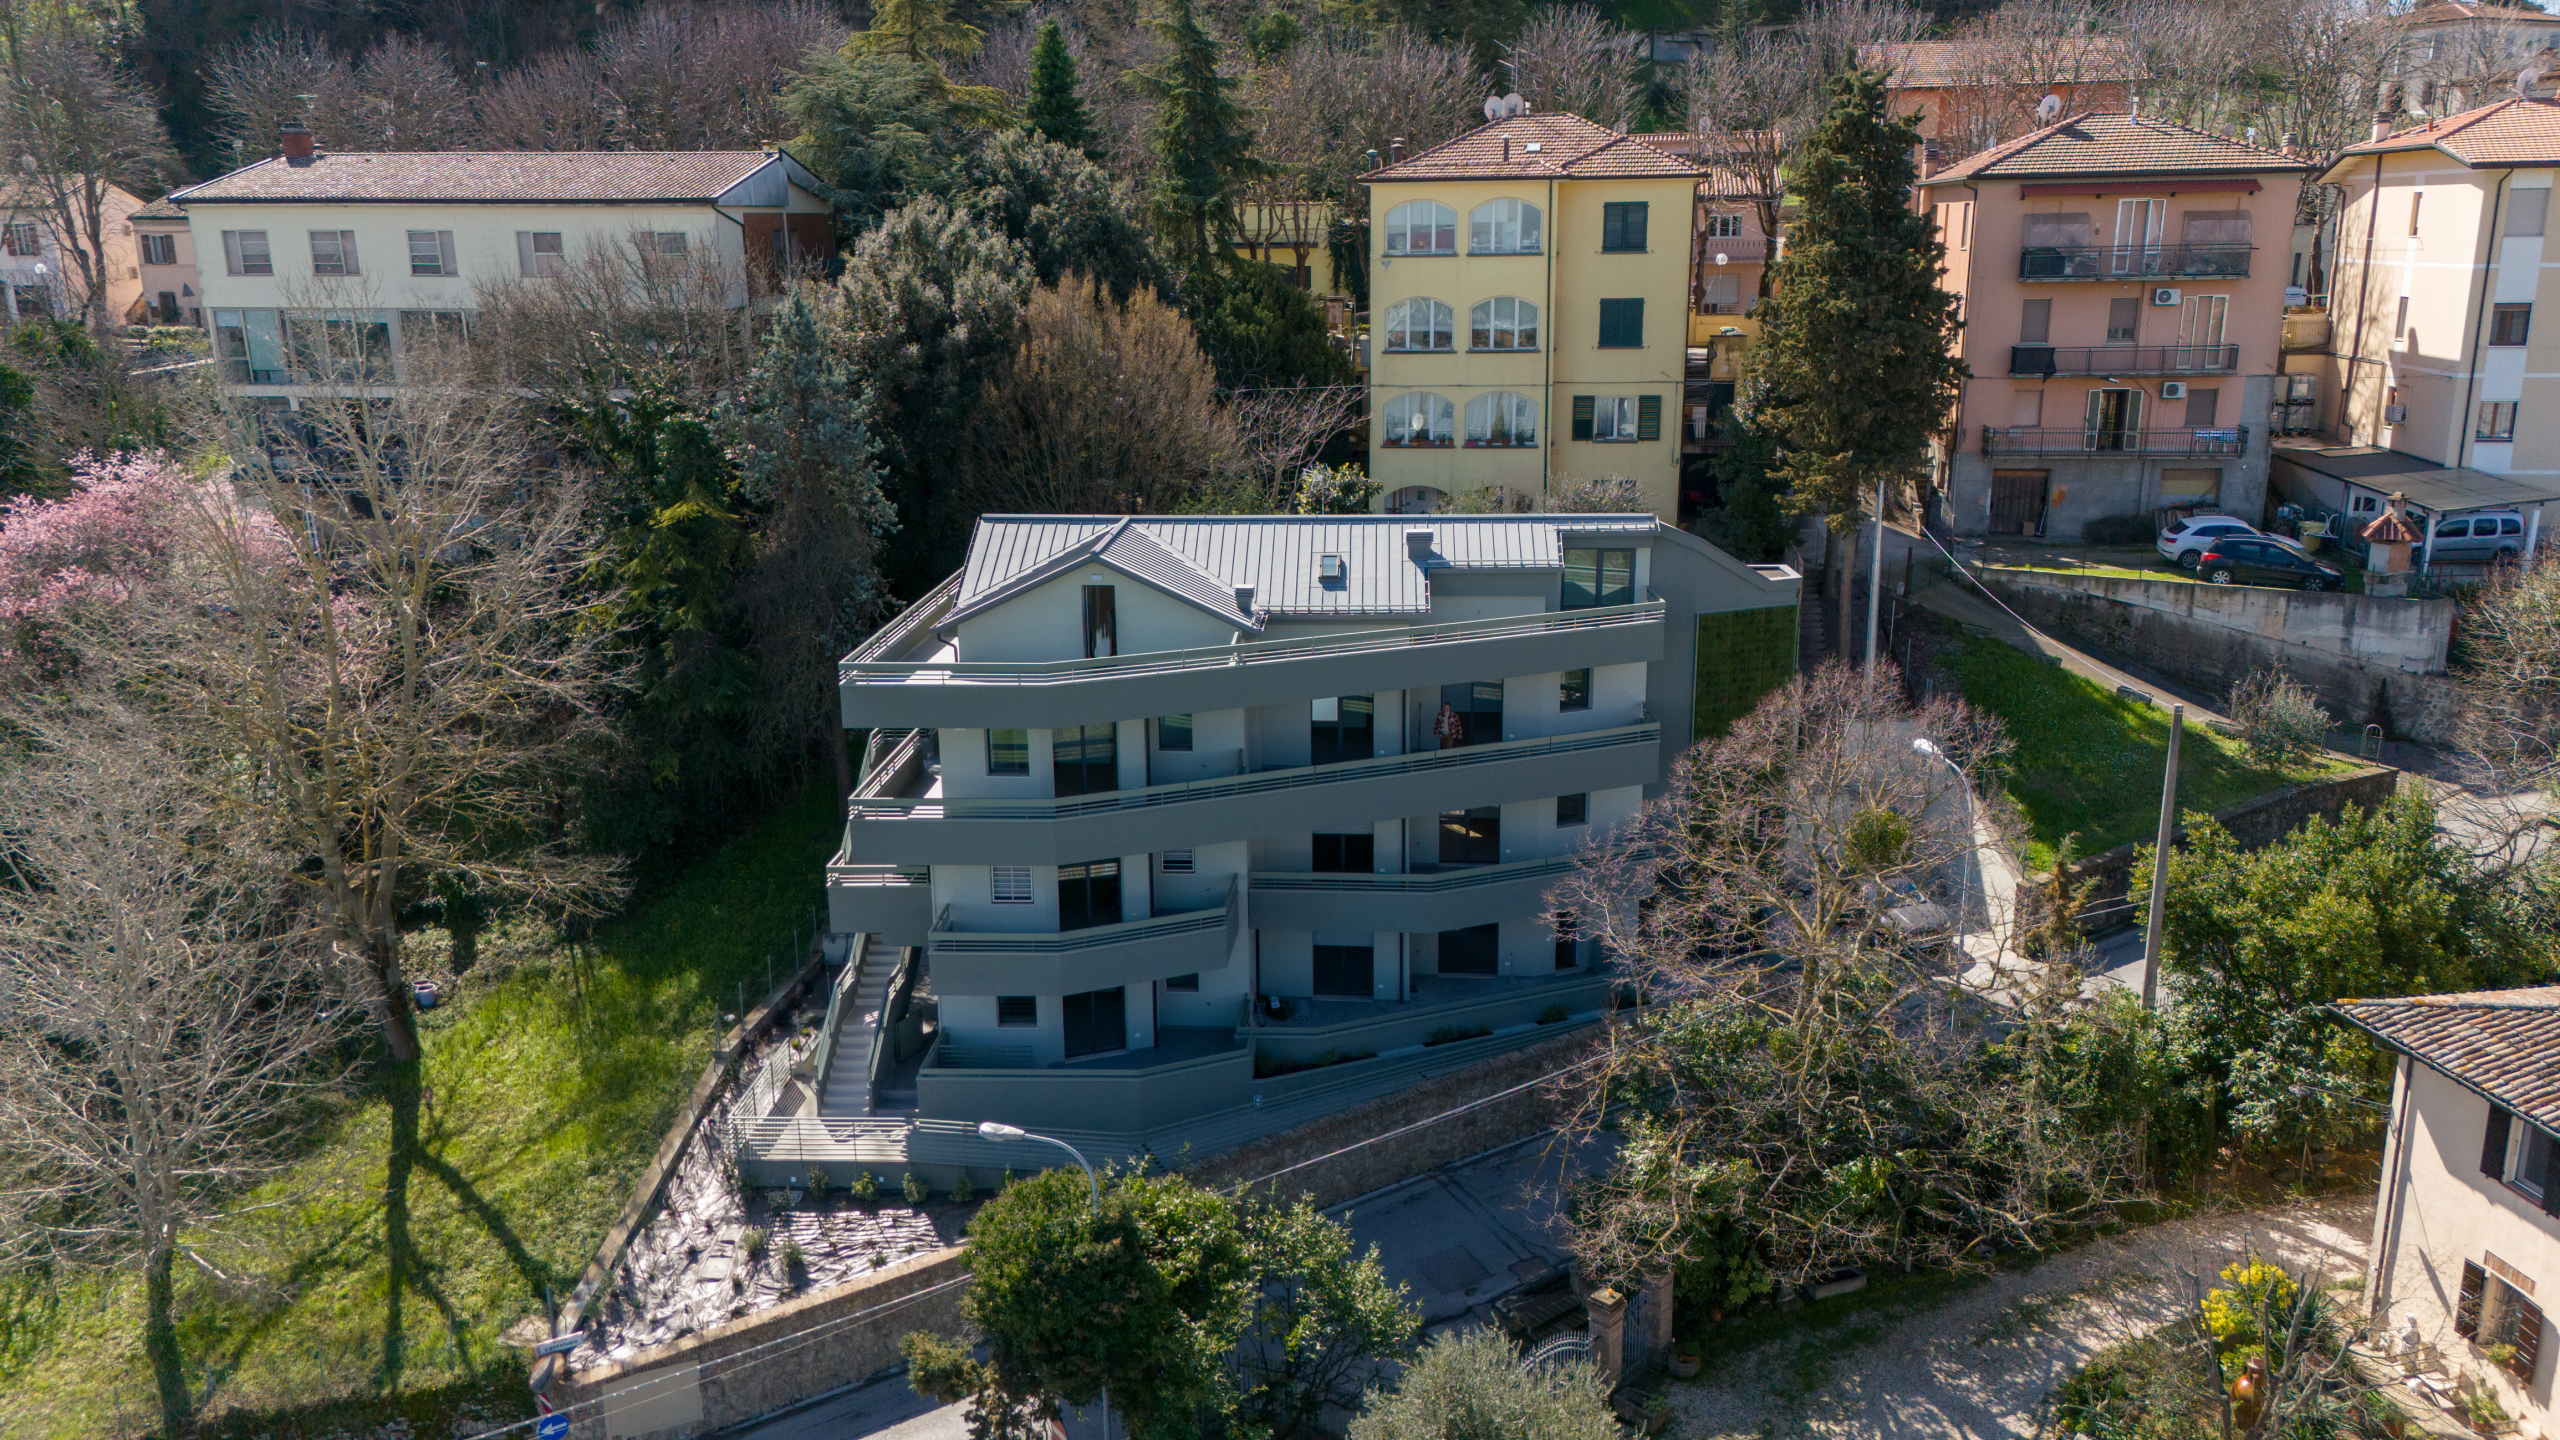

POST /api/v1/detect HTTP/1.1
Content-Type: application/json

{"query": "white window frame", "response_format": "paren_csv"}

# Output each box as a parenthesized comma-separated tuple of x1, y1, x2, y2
(1383, 391, 1455, 447)
(223, 229, 273, 277)
(1382, 200, 1457, 256)
(408, 230, 457, 277)
(1465, 391, 1538, 447)
(1470, 296, 1538, 351)
(1592, 395, 1640, 442)
(992, 866, 1033, 904)
(1383, 297, 1454, 352)
(1469, 198, 1541, 254)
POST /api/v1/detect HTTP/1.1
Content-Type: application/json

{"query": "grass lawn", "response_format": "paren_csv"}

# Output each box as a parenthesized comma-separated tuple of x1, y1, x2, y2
(0, 786, 843, 1440)
(1943, 639, 2351, 870)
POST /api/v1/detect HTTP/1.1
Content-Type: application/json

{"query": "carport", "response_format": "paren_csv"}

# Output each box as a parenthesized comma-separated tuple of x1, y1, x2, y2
(2267, 443, 2560, 570)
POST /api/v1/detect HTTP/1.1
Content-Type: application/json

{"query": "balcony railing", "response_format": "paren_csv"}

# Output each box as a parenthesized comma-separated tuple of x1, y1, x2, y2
(2008, 344, 2239, 377)
(1249, 855, 1578, 932)
(824, 863, 932, 943)
(2017, 244, 2254, 280)
(1980, 424, 2250, 457)
(927, 879, 1242, 994)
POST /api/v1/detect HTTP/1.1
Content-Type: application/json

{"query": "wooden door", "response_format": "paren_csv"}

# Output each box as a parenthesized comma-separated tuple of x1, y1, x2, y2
(1989, 470, 2050, 536)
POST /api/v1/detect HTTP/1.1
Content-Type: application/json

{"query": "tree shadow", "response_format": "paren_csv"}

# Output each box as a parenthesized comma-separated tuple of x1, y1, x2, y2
(413, 1148, 558, 1324)
(380, 1060, 421, 1393)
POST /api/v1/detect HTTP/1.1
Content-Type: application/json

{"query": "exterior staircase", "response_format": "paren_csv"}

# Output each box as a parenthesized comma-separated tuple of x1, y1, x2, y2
(817, 936, 898, 1116)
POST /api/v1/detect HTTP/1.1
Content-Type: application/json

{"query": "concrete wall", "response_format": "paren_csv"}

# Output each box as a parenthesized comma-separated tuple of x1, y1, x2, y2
(2059, 764, 2398, 925)
(1989, 568, 2454, 672)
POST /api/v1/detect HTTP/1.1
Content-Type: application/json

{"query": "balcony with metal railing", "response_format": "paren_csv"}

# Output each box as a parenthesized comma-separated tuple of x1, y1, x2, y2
(1980, 424, 2250, 458)
(824, 863, 932, 945)
(925, 879, 1242, 994)
(2017, 244, 2254, 280)
(2008, 344, 2239, 377)
(1249, 854, 1578, 933)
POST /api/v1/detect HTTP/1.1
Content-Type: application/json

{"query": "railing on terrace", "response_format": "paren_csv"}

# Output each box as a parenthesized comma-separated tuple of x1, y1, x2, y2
(843, 570, 964, 667)
(864, 944, 915, 1102)
(843, 723, 1659, 825)
(839, 599, 1664, 688)
(2017, 244, 2254, 280)
(809, 931, 870, 1097)
(1250, 855, 1576, 895)
(929, 878, 1239, 955)
(2008, 344, 2239, 377)
(937, 1041, 1036, 1069)
(828, 862, 930, 888)
(1980, 425, 2250, 458)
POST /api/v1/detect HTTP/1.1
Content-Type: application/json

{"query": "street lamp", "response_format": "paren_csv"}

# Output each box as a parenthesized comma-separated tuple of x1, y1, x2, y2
(976, 1122, 1107, 1437)
(1911, 737, 1973, 932)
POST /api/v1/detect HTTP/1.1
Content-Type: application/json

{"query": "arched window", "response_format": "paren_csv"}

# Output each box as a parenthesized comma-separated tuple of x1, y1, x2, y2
(1470, 199, 1542, 254)
(1465, 393, 1538, 448)
(1469, 297, 1539, 351)
(1383, 392, 1455, 447)
(1383, 298, 1455, 352)
(1382, 201, 1457, 256)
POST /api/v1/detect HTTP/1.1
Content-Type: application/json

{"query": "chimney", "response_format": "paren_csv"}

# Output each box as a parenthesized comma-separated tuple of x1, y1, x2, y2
(281, 121, 314, 165)
(2371, 118, 2393, 142)
(1919, 141, 1941, 179)
(1233, 584, 1256, 614)
(1390, 137, 1405, 162)
(1405, 527, 1435, 562)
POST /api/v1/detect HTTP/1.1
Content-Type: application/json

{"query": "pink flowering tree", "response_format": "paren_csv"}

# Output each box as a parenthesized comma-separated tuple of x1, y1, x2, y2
(0, 450, 189, 682)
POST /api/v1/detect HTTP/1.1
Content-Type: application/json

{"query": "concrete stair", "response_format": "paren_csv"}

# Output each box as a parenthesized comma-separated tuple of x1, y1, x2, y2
(817, 938, 897, 1116)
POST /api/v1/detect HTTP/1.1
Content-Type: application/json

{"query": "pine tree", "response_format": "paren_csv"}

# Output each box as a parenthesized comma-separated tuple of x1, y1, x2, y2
(1129, 0, 1268, 265)
(1751, 69, 1966, 625)
(1025, 22, 1096, 157)
(845, 0, 985, 61)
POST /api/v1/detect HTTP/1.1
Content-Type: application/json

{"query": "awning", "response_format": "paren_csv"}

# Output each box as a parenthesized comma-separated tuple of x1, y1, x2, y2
(2271, 444, 2560, 513)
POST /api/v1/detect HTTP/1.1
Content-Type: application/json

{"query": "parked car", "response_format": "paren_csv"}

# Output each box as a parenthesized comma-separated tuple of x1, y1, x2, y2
(2196, 535, 2346, 591)
(2158, 514, 2266, 569)
(2418, 509, 2526, 566)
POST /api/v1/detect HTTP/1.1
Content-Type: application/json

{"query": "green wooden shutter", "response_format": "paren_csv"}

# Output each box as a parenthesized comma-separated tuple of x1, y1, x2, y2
(1636, 394, 1662, 441)
(2485, 1104, 2513, 1178)
(2457, 1261, 2486, 1340)
(1624, 202, 1648, 251)
(1601, 205, 1625, 252)
(1599, 298, 1644, 348)
(1571, 396, 1595, 440)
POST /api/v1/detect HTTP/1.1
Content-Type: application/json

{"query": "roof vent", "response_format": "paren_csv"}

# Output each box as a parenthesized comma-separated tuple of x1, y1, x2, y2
(1234, 583, 1256, 614)
(1523, 141, 1543, 153)
(1390, 137, 1405, 161)
(1318, 554, 1347, 585)
(1405, 528, 1436, 560)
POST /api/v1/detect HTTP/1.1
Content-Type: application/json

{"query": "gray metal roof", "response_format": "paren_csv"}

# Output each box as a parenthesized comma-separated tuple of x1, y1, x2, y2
(2273, 444, 2560, 512)
(946, 514, 1664, 625)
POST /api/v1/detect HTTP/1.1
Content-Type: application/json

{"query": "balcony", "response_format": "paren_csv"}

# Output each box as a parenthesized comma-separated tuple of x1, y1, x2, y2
(918, 1031, 1255, 1132)
(838, 723, 1661, 865)
(2017, 244, 2254, 280)
(1250, 855, 1577, 933)
(824, 863, 932, 946)
(840, 600, 1665, 731)
(926, 879, 1242, 994)
(1252, 969, 1612, 1067)
(2008, 344, 2239, 377)
(1980, 425, 2250, 458)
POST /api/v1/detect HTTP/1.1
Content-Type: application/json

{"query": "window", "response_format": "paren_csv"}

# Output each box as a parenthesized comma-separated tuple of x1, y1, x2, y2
(1601, 202, 1648, 252)
(309, 229, 359, 276)
(1310, 694, 1374, 764)
(1559, 668, 1591, 711)
(997, 995, 1038, 1025)
(1314, 939, 1375, 996)
(516, 231, 566, 277)
(1700, 274, 1743, 312)
(1470, 198, 1541, 253)
(284, 311, 391, 381)
(138, 233, 176, 266)
(1465, 391, 1538, 447)
(1157, 714, 1192, 751)
(0, 221, 37, 258)
(1082, 584, 1116, 658)
(2493, 303, 2533, 346)
(2020, 298, 2051, 344)
(2509, 189, 2550, 237)
(2456, 1259, 2548, 1384)
(2479, 401, 2518, 440)
(2107, 297, 2139, 342)
(1384, 297, 1454, 351)
(1470, 296, 1538, 350)
(641, 231, 688, 255)
(2397, 295, 2412, 339)
(1704, 212, 1743, 239)
(222, 229, 272, 276)
(1597, 297, 1644, 348)
(1563, 549, 1635, 608)
(1058, 858, 1121, 931)
(993, 866, 1033, 904)
(1053, 722, 1118, 795)
(1061, 986, 1126, 1057)
(408, 229, 456, 276)
(1160, 848, 1195, 874)
(1382, 200, 1457, 255)
(2484, 1102, 2560, 1208)
(1313, 832, 1374, 872)
(2182, 387, 2221, 427)
(1579, 394, 1659, 442)
(1162, 973, 1200, 991)
(1438, 923, 1499, 975)
(1383, 391, 1455, 447)
(988, 728, 1029, 775)
(1437, 679, 1503, 746)
(399, 310, 469, 351)
(1553, 910, 1584, 970)
(1440, 806, 1500, 864)
(1557, 792, 1587, 826)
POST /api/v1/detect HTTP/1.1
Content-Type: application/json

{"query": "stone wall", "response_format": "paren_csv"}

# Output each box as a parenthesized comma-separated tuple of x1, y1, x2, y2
(558, 1246, 971, 1440)
(2063, 764, 2400, 930)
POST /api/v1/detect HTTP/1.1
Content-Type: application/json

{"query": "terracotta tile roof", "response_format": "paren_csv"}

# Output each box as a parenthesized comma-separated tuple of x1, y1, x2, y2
(2336, 97, 2560, 167)
(171, 150, 793, 205)
(1861, 36, 2139, 90)
(2397, 1, 2560, 26)
(1921, 111, 2313, 184)
(129, 197, 185, 221)
(1363, 113, 1704, 182)
(2334, 987, 2560, 1133)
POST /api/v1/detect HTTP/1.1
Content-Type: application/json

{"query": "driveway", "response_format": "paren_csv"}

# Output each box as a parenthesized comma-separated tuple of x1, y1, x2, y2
(1669, 1192, 2375, 1439)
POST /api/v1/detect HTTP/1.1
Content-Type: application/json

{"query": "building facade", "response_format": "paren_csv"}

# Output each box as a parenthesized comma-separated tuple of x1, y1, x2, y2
(129, 197, 203, 327)
(0, 182, 145, 324)
(2386, 2, 2560, 118)
(1919, 113, 2313, 538)
(1362, 114, 1704, 520)
(1862, 38, 2138, 158)
(167, 128, 828, 396)
(815, 514, 1798, 1148)
(2339, 989, 2558, 1436)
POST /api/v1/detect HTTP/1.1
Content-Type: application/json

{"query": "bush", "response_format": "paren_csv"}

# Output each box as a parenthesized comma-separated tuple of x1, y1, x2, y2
(741, 1226, 769, 1262)
(2227, 669, 2333, 767)
(805, 1165, 831, 1202)
(1537, 1003, 1571, 1025)
(1424, 1024, 1493, 1046)
(903, 1170, 930, 1205)
(1348, 1327, 1618, 1440)
(846, 1170, 879, 1204)
(952, 1171, 977, 1204)
(2082, 512, 2156, 545)
(1547, 475, 1649, 513)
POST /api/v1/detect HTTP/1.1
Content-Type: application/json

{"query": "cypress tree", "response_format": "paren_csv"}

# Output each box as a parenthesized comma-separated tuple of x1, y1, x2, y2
(1130, 0, 1268, 266)
(1025, 22, 1096, 157)
(1751, 69, 1966, 623)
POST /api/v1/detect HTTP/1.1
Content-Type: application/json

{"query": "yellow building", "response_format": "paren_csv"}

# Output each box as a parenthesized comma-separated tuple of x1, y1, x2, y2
(1232, 201, 1342, 297)
(1361, 114, 1706, 519)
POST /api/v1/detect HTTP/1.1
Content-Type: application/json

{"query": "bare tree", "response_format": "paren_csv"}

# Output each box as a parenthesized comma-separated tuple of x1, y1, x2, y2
(1228, 382, 1362, 499)
(470, 235, 758, 413)
(1926, 0, 2140, 158)
(202, 28, 359, 168)
(1249, 23, 1479, 204)
(0, 702, 343, 1437)
(0, 21, 172, 328)
(596, 0, 848, 150)
(1798, 0, 1931, 75)
(1507, 5, 1639, 133)
(2410, 7, 2547, 114)
(471, 49, 616, 151)
(1688, 31, 1821, 292)
(344, 34, 477, 150)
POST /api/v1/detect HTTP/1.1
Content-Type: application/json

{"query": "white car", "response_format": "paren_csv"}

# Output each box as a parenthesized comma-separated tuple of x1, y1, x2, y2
(2157, 515, 2266, 569)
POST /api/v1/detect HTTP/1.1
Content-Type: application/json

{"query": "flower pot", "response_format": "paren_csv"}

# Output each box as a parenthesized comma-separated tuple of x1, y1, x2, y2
(1669, 1351, 1703, 1379)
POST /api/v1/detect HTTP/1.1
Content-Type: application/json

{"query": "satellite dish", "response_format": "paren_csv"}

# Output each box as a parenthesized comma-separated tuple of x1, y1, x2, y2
(1483, 93, 1528, 119)
(1485, 95, 1504, 119)
(1504, 92, 1525, 113)
(2035, 93, 2064, 123)
(2518, 65, 2544, 98)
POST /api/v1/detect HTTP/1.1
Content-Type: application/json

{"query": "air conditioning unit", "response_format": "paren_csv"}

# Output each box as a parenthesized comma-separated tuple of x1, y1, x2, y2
(2385, 404, 2408, 424)
(2161, 381, 2189, 400)
(2152, 287, 2183, 306)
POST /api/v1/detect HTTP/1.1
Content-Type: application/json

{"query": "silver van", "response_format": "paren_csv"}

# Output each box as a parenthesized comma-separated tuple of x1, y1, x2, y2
(2422, 510, 2527, 565)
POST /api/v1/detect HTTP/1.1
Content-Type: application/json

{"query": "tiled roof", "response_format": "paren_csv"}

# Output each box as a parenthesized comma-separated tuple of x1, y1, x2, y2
(1861, 37, 2139, 90)
(2336, 97, 2560, 167)
(2334, 987, 2560, 1133)
(1922, 111, 2313, 183)
(130, 197, 185, 221)
(2396, 1, 2560, 26)
(947, 514, 1664, 624)
(170, 150, 789, 205)
(1364, 113, 1704, 182)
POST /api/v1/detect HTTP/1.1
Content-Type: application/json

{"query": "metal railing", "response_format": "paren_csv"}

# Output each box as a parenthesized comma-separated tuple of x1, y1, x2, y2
(865, 945, 915, 1101)
(808, 932, 871, 1099)
(827, 862, 930, 888)
(1249, 855, 1577, 896)
(843, 570, 964, 667)
(2008, 344, 2239, 376)
(843, 723, 1659, 825)
(937, 1041, 1036, 1069)
(2017, 244, 2254, 280)
(1979, 424, 2250, 457)
(841, 599, 1664, 689)
(928, 877, 1238, 955)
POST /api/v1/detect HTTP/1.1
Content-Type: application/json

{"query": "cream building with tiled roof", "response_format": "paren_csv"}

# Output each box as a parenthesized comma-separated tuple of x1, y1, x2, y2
(1360, 113, 1705, 520)
(1917, 112, 2312, 539)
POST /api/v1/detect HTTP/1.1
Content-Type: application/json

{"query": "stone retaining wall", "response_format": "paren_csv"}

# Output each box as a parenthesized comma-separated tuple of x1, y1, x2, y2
(2063, 764, 2401, 931)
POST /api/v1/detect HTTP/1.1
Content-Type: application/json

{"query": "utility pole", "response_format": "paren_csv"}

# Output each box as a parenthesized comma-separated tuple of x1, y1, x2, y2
(2140, 704, 2183, 1011)
(1864, 476, 1886, 680)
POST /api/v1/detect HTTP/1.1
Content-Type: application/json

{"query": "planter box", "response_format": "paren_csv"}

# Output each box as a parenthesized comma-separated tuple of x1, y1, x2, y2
(1810, 1267, 1868, 1301)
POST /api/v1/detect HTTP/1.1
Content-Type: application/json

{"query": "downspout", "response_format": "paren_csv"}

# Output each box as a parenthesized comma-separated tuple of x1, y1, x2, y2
(1544, 176, 1557, 503)
(2456, 169, 2511, 470)
(2344, 154, 2385, 444)
(1959, 178, 1983, 510)
(2370, 1054, 2419, 1324)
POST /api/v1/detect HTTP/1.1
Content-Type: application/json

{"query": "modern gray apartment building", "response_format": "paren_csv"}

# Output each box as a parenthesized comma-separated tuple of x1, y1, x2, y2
(769, 514, 1796, 1172)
